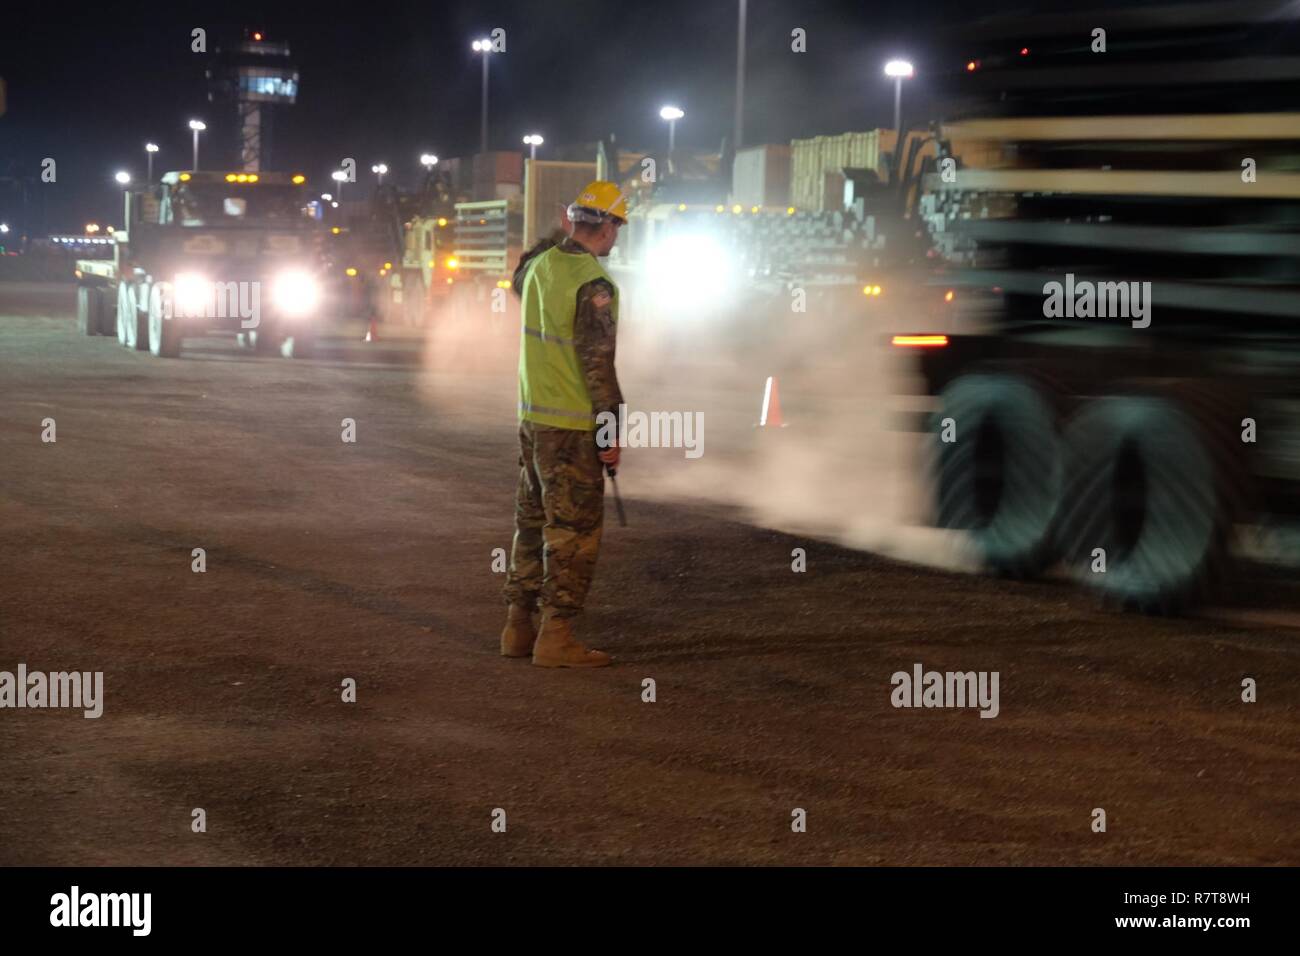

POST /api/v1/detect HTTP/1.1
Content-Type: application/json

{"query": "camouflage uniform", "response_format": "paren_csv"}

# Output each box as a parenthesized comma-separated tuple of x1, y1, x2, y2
(504, 234, 624, 618)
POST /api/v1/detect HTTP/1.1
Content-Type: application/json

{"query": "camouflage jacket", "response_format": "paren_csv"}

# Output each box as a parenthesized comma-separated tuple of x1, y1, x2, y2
(512, 232, 624, 426)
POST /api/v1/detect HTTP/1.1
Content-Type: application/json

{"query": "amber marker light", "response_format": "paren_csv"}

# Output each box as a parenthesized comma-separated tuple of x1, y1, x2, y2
(891, 334, 949, 347)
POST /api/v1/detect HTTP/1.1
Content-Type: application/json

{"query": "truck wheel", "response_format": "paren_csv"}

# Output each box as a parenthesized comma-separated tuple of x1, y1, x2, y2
(147, 292, 182, 357)
(117, 283, 149, 350)
(1054, 393, 1234, 612)
(251, 325, 280, 356)
(77, 286, 98, 335)
(933, 372, 1063, 577)
(92, 287, 113, 335)
(280, 328, 315, 359)
(116, 283, 135, 346)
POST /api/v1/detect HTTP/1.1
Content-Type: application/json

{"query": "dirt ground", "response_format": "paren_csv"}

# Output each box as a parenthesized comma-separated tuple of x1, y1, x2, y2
(1, 280, 1297, 865)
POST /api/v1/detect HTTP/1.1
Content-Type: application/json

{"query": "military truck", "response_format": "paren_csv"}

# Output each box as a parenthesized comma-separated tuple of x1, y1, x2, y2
(75, 170, 327, 358)
(899, 1, 1300, 611)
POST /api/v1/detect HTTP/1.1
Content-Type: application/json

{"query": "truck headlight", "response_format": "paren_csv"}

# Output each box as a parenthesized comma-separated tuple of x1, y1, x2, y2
(272, 269, 321, 316)
(173, 272, 212, 317)
(645, 234, 735, 315)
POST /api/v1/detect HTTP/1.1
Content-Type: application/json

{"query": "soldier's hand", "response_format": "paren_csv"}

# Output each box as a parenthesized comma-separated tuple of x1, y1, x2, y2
(598, 446, 620, 468)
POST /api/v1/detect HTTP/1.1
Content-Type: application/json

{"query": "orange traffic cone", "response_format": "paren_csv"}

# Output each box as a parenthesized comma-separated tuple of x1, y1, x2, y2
(758, 375, 786, 428)
(364, 316, 379, 343)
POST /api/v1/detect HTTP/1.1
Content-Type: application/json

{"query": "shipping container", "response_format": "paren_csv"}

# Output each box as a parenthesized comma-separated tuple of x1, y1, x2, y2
(469, 151, 524, 201)
(522, 159, 598, 249)
(790, 130, 885, 211)
(731, 144, 792, 208)
(475, 151, 524, 185)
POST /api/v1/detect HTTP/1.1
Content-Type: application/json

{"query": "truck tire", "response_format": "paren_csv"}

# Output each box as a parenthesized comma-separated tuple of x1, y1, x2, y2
(77, 286, 98, 335)
(932, 371, 1063, 577)
(116, 283, 133, 346)
(147, 291, 182, 357)
(251, 324, 280, 356)
(116, 283, 149, 350)
(92, 288, 113, 335)
(252, 323, 315, 359)
(281, 327, 315, 359)
(1054, 393, 1235, 612)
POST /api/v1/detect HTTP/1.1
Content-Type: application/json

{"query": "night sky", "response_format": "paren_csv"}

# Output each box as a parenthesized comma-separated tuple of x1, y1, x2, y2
(2, 0, 1087, 231)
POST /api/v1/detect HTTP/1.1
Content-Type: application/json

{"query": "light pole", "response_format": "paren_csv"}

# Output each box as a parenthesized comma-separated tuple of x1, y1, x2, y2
(114, 172, 131, 232)
(331, 169, 347, 203)
(471, 38, 494, 154)
(522, 134, 543, 162)
(884, 60, 914, 135)
(371, 163, 388, 187)
(735, 0, 747, 152)
(660, 106, 684, 154)
(188, 120, 206, 170)
(145, 143, 159, 182)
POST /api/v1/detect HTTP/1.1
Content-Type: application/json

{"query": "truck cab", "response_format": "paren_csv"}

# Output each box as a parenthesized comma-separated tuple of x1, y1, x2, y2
(78, 170, 328, 358)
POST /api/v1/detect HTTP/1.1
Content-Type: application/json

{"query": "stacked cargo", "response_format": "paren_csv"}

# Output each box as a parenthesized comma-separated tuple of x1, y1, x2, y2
(790, 131, 887, 211)
(439, 152, 527, 202)
(471, 151, 523, 201)
(731, 145, 792, 209)
(522, 159, 597, 249)
(612, 205, 872, 292)
(452, 200, 521, 277)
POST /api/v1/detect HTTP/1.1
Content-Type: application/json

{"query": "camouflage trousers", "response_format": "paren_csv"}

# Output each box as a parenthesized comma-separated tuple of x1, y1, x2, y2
(503, 421, 605, 618)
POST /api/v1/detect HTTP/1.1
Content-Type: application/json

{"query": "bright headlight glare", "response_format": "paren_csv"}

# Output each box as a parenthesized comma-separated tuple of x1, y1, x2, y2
(272, 270, 321, 316)
(644, 234, 734, 314)
(173, 273, 212, 316)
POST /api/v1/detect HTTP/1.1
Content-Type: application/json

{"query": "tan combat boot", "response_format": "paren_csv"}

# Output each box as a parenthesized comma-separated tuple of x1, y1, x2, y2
(500, 603, 538, 658)
(531, 609, 611, 668)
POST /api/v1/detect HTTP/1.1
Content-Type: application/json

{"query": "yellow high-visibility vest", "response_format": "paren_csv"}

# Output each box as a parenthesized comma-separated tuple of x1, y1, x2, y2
(518, 246, 618, 430)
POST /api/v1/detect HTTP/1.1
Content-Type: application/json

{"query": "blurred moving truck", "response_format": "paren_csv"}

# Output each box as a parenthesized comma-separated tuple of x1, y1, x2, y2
(901, 1, 1300, 610)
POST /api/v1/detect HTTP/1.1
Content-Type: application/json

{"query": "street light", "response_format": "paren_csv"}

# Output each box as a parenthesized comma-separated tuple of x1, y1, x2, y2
(114, 171, 131, 185)
(883, 60, 914, 135)
(321, 193, 333, 202)
(522, 134, 543, 161)
(331, 169, 348, 202)
(420, 153, 438, 169)
(145, 142, 159, 182)
(0, 224, 9, 234)
(659, 106, 684, 154)
(471, 38, 494, 153)
(371, 163, 388, 186)
(188, 120, 206, 170)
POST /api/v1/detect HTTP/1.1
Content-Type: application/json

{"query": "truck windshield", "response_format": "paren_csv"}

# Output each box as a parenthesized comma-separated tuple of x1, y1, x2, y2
(172, 184, 311, 226)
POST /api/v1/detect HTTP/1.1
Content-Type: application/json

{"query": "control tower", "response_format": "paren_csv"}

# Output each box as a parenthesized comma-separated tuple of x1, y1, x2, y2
(206, 29, 299, 172)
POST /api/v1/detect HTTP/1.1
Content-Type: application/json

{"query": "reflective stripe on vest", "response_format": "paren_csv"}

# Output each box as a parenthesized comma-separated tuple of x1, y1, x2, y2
(522, 324, 576, 347)
(517, 401, 592, 420)
(518, 245, 618, 431)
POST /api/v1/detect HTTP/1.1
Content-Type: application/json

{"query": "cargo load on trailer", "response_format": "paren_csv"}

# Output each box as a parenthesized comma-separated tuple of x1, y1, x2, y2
(900, 1, 1300, 610)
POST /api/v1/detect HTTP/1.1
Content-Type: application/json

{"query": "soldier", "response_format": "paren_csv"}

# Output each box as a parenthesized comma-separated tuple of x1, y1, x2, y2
(500, 182, 627, 668)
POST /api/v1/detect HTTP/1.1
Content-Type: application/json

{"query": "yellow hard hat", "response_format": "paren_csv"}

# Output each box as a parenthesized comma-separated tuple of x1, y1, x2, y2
(569, 180, 628, 223)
